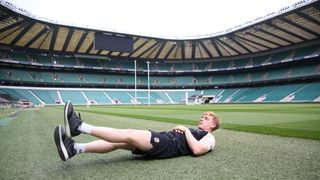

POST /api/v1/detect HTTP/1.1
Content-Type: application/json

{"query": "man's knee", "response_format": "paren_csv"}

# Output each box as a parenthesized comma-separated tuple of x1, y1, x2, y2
(123, 129, 138, 143)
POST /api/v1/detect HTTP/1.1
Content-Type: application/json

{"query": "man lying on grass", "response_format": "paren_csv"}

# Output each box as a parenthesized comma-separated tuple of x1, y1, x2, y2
(54, 101, 221, 160)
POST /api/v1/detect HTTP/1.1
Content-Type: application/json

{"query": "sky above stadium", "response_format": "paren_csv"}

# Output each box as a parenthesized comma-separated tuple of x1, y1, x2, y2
(7, 0, 301, 39)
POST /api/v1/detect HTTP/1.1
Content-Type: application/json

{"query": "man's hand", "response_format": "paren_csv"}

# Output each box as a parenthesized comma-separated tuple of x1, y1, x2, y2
(173, 125, 188, 134)
(173, 125, 209, 156)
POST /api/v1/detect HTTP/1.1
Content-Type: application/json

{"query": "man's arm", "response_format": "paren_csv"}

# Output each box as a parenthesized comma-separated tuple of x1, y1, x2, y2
(173, 125, 209, 156)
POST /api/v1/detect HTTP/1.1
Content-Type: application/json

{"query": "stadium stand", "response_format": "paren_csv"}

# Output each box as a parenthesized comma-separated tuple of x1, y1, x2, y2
(0, 49, 319, 105)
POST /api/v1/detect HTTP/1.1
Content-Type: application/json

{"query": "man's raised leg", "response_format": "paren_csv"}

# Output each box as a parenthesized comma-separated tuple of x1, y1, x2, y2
(64, 101, 153, 152)
(83, 140, 134, 153)
(88, 127, 153, 152)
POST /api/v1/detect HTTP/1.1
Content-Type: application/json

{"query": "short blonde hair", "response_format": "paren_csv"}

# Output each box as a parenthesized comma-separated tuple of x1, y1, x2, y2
(203, 112, 221, 131)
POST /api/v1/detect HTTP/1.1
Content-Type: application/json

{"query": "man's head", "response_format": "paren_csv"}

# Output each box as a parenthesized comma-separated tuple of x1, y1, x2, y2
(198, 112, 221, 132)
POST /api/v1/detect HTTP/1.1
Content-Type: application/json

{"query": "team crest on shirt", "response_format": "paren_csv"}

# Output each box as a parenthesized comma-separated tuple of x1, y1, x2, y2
(154, 137, 160, 143)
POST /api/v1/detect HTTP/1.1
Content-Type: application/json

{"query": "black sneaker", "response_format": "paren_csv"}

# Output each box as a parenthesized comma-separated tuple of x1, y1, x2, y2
(54, 125, 77, 161)
(64, 101, 83, 138)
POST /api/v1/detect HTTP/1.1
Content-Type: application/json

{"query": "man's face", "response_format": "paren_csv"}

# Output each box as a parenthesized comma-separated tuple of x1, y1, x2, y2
(198, 114, 215, 131)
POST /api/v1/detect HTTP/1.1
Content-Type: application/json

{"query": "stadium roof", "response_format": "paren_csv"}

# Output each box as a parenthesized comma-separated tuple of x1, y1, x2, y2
(3, 0, 302, 39)
(0, 0, 319, 61)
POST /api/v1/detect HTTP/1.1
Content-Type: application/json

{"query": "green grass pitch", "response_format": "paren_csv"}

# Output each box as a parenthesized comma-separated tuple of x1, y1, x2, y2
(0, 104, 319, 179)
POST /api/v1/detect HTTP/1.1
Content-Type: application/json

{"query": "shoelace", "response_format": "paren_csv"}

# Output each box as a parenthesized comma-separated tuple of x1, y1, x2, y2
(64, 138, 76, 155)
(71, 112, 81, 122)
(70, 112, 83, 135)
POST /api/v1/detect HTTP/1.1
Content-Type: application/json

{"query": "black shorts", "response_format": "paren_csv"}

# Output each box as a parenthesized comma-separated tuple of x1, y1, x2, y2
(132, 131, 178, 159)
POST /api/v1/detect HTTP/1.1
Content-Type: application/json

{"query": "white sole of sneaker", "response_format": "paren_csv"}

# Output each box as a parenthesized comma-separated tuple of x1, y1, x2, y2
(59, 125, 69, 161)
(54, 125, 69, 161)
(64, 100, 71, 138)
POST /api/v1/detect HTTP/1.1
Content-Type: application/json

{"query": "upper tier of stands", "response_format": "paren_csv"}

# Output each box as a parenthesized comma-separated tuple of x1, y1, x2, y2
(0, 62, 319, 87)
(0, 43, 319, 105)
(0, 44, 319, 73)
(0, 62, 320, 87)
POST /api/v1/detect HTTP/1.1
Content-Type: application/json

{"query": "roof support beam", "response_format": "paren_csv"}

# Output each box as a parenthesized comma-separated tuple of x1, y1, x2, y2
(143, 43, 161, 59)
(24, 26, 49, 48)
(279, 16, 319, 36)
(0, 19, 26, 33)
(246, 32, 282, 47)
(196, 43, 205, 58)
(191, 41, 196, 59)
(237, 34, 270, 49)
(85, 42, 93, 54)
(155, 41, 166, 59)
(127, 38, 148, 57)
(296, 11, 320, 28)
(49, 26, 59, 51)
(234, 36, 260, 51)
(74, 31, 87, 53)
(137, 41, 160, 58)
(10, 22, 34, 45)
(62, 28, 74, 52)
(38, 29, 51, 49)
(96, 50, 102, 55)
(217, 38, 242, 54)
(210, 39, 222, 57)
(180, 41, 185, 59)
(265, 21, 307, 41)
(198, 40, 213, 58)
(258, 28, 292, 44)
(228, 35, 252, 53)
(215, 39, 232, 56)
(164, 43, 177, 59)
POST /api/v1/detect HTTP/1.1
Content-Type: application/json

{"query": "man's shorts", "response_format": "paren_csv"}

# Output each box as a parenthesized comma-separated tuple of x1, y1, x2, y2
(132, 131, 178, 159)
